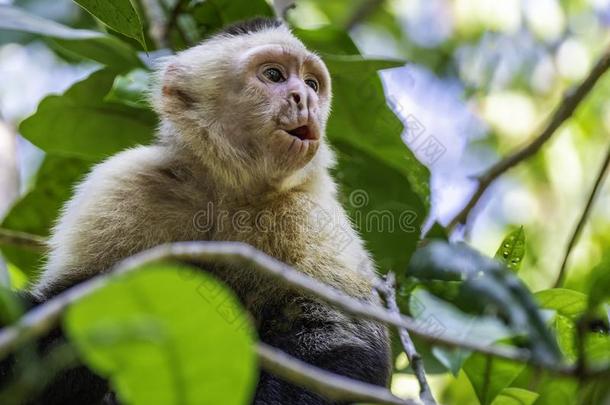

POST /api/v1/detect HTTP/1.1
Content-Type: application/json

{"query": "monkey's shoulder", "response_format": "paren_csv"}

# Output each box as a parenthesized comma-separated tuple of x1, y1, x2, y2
(37, 146, 208, 293)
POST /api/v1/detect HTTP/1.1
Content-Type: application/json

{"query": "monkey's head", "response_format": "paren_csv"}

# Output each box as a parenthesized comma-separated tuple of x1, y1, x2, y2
(155, 18, 334, 192)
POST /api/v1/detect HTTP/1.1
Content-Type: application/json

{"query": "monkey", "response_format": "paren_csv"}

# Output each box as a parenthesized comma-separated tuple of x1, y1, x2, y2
(17, 17, 391, 404)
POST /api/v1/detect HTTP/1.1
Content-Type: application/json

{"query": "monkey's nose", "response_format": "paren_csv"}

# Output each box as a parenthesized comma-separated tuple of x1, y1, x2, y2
(290, 92, 304, 109)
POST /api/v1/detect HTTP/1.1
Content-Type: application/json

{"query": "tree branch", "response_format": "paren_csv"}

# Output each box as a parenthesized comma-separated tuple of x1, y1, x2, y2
(257, 343, 414, 405)
(554, 144, 610, 288)
(0, 228, 46, 252)
(377, 273, 436, 405)
(448, 45, 610, 232)
(0, 240, 608, 381)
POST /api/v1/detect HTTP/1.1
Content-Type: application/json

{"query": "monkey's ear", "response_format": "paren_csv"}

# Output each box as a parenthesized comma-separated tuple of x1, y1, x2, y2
(157, 62, 197, 114)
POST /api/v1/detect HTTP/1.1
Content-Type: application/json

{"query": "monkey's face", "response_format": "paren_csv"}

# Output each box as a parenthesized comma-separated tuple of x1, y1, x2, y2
(221, 43, 332, 176)
(157, 28, 334, 189)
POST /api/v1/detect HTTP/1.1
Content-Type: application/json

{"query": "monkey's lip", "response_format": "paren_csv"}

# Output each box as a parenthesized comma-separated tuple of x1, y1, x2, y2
(285, 125, 319, 141)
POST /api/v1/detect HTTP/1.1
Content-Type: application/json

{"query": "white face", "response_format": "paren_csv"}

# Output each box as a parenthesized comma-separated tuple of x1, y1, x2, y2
(218, 42, 332, 175)
(158, 29, 333, 188)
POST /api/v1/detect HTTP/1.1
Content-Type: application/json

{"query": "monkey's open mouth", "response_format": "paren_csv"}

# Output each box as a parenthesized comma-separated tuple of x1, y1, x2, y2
(287, 126, 317, 141)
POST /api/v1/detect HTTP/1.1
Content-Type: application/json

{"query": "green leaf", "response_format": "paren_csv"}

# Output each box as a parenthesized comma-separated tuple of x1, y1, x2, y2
(322, 56, 430, 272)
(326, 56, 430, 207)
(490, 388, 539, 405)
(494, 227, 525, 272)
(1, 156, 92, 275)
(464, 353, 525, 405)
(0, 5, 142, 71)
(407, 242, 562, 364)
(296, 26, 361, 55)
(104, 68, 152, 109)
(190, 0, 273, 38)
(65, 264, 257, 405)
(553, 314, 577, 361)
(73, 0, 146, 49)
(409, 289, 513, 374)
(20, 69, 156, 161)
(0, 286, 24, 325)
(535, 289, 588, 320)
(333, 142, 426, 272)
(588, 253, 610, 309)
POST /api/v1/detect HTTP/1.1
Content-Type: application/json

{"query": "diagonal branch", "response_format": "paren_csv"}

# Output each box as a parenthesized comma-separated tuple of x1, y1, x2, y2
(554, 144, 610, 288)
(257, 343, 414, 405)
(448, 45, 610, 232)
(0, 228, 46, 252)
(0, 240, 608, 381)
(377, 273, 436, 405)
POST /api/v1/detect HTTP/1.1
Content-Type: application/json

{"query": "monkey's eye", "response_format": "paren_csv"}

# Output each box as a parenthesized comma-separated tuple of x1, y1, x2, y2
(305, 79, 319, 92)
(263, 67, 285, 83)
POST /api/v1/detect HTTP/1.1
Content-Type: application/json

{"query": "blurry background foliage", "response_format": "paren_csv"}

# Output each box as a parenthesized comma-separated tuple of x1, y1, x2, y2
(0, 0, 609, 404)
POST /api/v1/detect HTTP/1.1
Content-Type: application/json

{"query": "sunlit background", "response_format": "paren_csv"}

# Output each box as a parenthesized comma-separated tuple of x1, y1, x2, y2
(1, 0, 609, 402)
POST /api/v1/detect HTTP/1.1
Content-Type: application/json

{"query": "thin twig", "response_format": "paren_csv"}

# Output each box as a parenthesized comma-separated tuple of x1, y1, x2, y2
(344, 0, 385, 31)
(0, 241, 608, 380)
(257, 343, 414, 405)
(0, 228, 46, 251)
(554, 145, 610, 287)
(377, 273, 436, 405)
(448, 45, 610, 232)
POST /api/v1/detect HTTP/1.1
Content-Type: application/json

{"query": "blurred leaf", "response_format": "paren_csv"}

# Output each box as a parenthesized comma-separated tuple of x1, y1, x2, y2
(553, 314, 577, 361)
(0, 5, 142, 70)
(494, 226, 525, 272)
(1, 156, 91, 275)
(0, 286, 24, 325)
(190, 0, 273, 38)
(73, 0, 146, 49)
(20, 69, 156, 161)
(333, 142, 426, 272)
(407, 242, 562, 365)
(584, 328, 610, 365)
(490, 388, 538, 405)
(535, 289, 587, 320)
(588, 254, 610, 310)
(409, 289, 513, 374)
(327, 57, 429, 272)
(464, 353, 525, 405)
(104, 68, 151, 108)
(296, 26, 360, 55)
(65, 264, 257, 405)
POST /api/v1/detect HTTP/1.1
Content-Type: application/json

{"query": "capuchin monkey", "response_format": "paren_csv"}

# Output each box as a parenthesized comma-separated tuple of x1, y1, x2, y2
(9, 17, 391, 404)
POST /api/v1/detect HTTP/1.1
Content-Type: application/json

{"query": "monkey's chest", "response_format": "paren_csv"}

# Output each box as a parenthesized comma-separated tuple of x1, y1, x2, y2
(202, 196, 373, 301)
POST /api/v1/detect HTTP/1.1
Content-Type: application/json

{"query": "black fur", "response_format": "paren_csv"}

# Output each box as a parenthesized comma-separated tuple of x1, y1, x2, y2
(0, 292, 111, 405)
(218, 17, 284, 37)
(253, 296, 391, 404)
